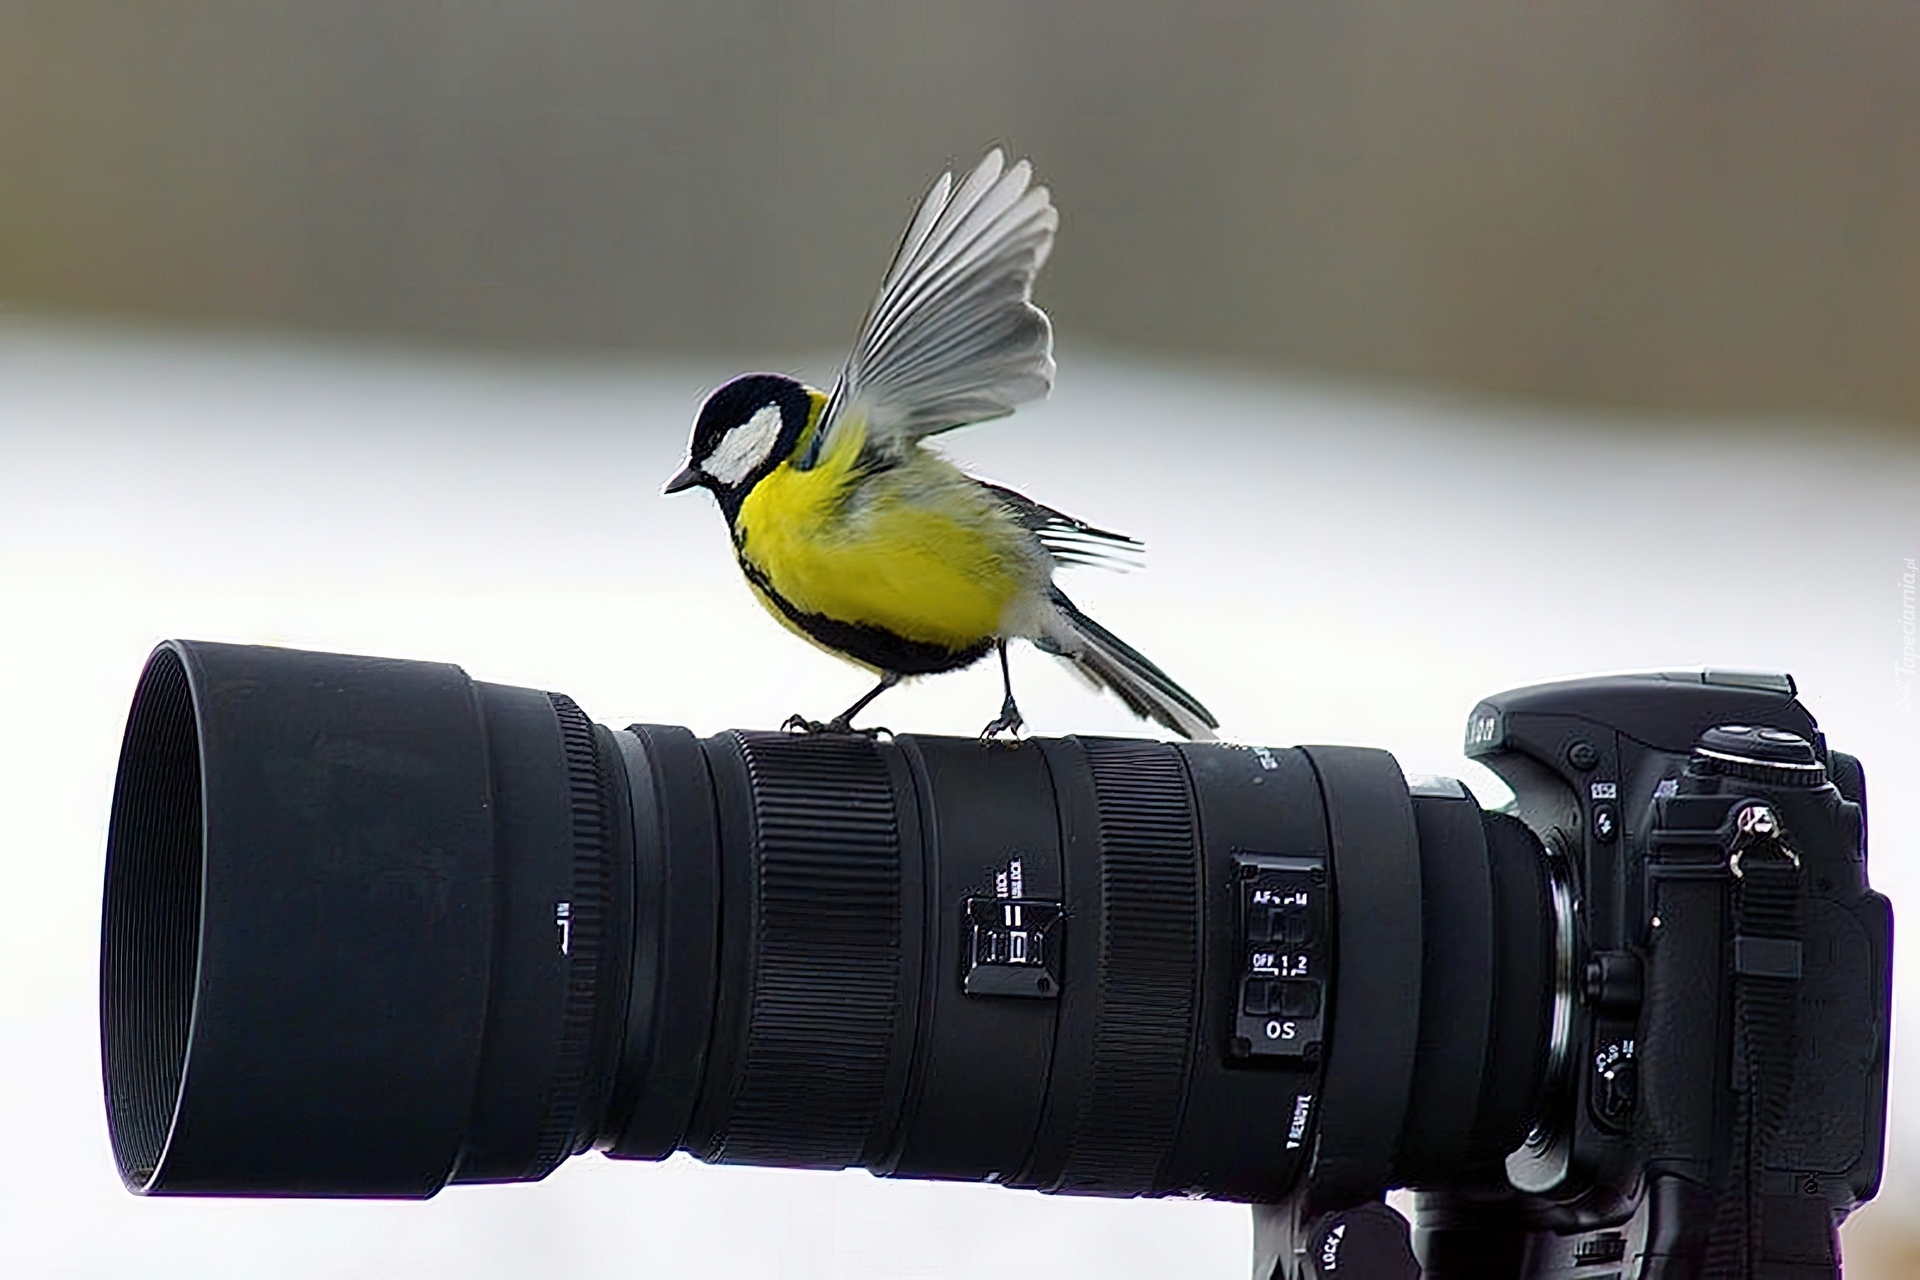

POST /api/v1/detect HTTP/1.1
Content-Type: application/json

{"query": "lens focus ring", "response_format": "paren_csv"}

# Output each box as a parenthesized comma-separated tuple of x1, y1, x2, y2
(715, 732, 905, 1167)
(1059, 738, 1201, 1194)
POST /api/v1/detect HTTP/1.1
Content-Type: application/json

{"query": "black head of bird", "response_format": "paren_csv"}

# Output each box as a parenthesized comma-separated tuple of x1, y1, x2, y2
(663, 372, 817, 518)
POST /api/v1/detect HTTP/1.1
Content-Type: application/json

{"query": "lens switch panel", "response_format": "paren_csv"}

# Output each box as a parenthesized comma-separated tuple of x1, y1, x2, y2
(962, 896, 1063, 999)
(1231, 853, 1329, 1062)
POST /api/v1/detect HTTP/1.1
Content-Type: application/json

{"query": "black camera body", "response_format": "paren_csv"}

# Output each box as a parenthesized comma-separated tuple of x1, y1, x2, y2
(1381, 671, 1890, 1279)
(99, 645, 1890, 1280)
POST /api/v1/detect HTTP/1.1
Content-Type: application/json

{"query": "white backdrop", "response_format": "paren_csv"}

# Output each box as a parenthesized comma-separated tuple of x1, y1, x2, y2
(2, 321, 1915, 1277)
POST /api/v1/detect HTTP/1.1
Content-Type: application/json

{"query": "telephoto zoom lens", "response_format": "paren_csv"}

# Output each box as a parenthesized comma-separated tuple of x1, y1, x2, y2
(102, 641, 1555, 1203)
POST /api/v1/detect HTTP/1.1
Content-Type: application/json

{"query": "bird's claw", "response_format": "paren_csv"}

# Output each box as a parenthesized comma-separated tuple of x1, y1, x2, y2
(783, 714, 888, 739)
(979, 700, 1025, 743)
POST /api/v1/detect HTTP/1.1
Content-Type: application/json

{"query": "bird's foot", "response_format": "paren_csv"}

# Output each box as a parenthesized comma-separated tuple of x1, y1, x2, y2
(783, 713, 889, 739)
(979, 697, 1025, 742)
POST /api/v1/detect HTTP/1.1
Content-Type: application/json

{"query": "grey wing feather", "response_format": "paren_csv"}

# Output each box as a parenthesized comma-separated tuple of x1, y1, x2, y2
(803, 149, 1058, 467)
(979, 481, 1143, 571)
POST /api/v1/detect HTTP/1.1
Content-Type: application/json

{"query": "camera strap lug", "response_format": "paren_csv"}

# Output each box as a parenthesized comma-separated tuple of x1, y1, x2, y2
(1728, 801, 1800, 880)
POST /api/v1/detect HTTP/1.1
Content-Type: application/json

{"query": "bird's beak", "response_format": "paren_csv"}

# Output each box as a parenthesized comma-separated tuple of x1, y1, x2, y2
(662, 465, 703, 495)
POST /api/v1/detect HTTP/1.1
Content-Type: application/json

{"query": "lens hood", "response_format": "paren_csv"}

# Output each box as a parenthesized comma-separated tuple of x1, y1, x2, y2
(101, 640, 614, 1195)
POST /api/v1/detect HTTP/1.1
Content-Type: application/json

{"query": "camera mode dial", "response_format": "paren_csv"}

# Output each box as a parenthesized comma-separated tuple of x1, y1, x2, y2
(1692, 724, 1826, 788)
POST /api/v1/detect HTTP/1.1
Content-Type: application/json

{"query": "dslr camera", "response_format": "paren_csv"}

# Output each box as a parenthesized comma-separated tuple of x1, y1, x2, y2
(101, 641, 1890, 1278)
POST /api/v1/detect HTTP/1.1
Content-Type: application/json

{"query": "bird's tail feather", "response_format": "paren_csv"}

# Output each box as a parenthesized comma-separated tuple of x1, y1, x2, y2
(1037, 587, 1219, 741)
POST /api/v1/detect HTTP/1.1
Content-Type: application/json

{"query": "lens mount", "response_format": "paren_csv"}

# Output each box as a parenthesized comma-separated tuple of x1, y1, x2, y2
(1505, 837, 1581, 1192)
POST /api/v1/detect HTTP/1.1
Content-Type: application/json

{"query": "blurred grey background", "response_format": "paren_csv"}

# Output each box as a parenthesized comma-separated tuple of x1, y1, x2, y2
(4, 1, 1920, 426)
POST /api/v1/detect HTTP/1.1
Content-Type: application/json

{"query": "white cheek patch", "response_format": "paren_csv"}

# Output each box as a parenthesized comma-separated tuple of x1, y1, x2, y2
(705, 404, 785, 486)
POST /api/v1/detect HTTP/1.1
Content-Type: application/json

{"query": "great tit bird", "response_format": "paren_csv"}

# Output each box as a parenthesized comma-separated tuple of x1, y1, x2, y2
(664, 149, 1217, 740)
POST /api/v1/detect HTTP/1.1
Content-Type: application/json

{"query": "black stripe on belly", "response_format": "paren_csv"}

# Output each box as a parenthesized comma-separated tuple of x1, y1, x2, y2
(740, 559, 994, 676)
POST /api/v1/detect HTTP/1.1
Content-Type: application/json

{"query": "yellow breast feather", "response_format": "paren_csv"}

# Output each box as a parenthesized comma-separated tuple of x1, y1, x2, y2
(734, 423, 1032, 652)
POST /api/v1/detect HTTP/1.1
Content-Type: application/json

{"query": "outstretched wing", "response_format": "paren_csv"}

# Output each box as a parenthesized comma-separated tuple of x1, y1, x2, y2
(980, 481, 1143, 571)
(800, 149, 1057, 469)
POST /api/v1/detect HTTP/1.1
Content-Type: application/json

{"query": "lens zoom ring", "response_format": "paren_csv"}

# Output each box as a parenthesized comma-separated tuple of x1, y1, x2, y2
(1061, 738, 1200, 1193)
(526, 693, 610, 1179)
(723, 732, 903, 1167)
